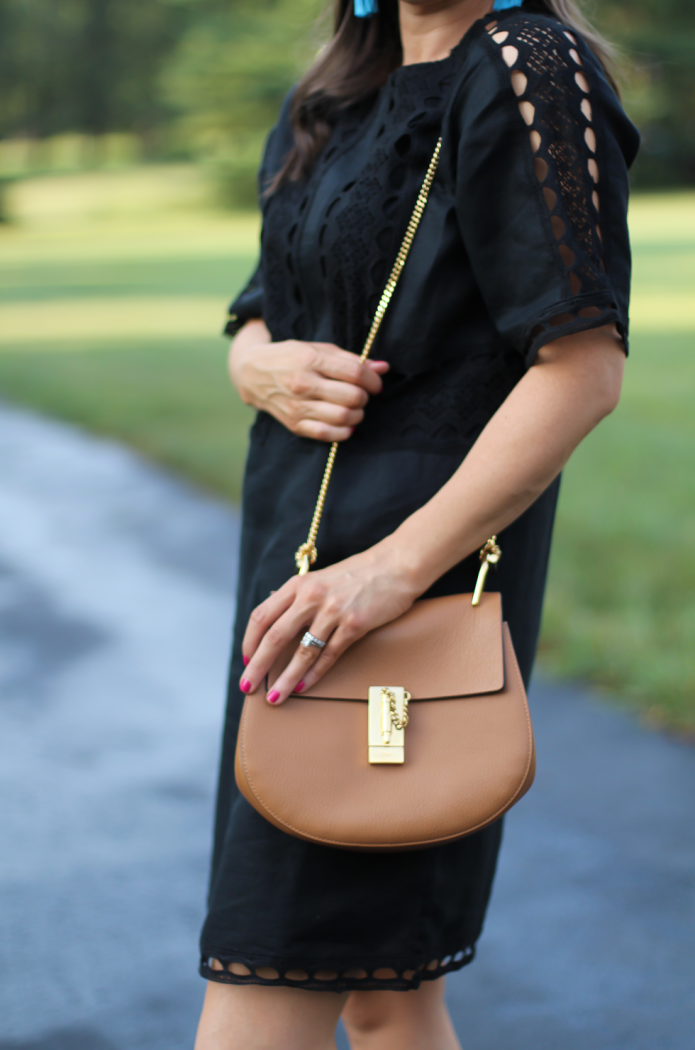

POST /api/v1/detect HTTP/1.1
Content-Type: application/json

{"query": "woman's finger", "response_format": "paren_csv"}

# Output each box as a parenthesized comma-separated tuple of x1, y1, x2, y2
(284, 366, 368, 411)
(240, 591, 332, 695)
(241, 606, 307, 695)
(293, 419, 354, 442)
(366, 360, 390, 375)
(241, 583, 297, 666)
(313, 347, 388, 396)
(265, 616, 342, 705)
(270, 621, 362, 704)
(309, 376, 369, 410)
(300, 398, 364, 428)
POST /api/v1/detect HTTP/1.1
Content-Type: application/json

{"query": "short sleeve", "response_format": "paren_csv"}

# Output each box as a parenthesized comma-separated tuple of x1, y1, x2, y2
(223, 89, 298, 338)
(446, 13, 640, 366)
(224, 262, 264, 337)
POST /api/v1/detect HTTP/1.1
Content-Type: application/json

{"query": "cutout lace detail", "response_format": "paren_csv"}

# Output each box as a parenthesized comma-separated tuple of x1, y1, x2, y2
(319, 70, 452, 356)
(487, 15, 620, 345)
(262, 62, 453, 361)
(200, 945, 475, 992)
(351, 349, 524, 453)
(263, 183, 310, 343)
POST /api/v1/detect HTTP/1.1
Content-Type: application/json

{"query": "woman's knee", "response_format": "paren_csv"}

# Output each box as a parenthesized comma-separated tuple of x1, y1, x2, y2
(343, 979, 447, 1036)
(195, 979, 348, 1050)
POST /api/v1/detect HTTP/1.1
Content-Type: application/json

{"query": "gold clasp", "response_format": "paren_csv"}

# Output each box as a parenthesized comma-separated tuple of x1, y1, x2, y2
(295, 541, 317, 576)
(471, 537, 502, 607)
(368, 687, 410, 764)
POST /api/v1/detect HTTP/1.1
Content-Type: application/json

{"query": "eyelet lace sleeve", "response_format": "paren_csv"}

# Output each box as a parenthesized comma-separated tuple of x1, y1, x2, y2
(449, 12, 639, 366)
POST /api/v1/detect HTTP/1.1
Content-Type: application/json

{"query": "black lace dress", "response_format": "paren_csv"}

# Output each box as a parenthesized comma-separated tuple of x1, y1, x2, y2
(200, 6, 639, 993)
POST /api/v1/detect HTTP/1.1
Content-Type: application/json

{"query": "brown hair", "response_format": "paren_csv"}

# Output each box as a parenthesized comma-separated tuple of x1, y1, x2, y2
(270, 0, 620, 192)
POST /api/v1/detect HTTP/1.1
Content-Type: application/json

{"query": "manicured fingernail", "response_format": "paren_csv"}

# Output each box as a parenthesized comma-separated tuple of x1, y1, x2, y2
(243, 654, 249, 666)
(267, 690, 280, 704)
(295, 681, 305, 693)
(240, 678, 252, 693)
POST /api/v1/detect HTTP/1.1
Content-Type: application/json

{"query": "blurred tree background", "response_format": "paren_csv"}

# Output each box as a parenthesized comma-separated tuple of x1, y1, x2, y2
(0, 0, 693, 202)
(0, 0, 323, 205)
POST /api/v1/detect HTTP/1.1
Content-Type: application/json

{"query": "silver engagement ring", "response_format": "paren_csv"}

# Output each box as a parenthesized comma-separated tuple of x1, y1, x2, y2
(301, 631, 326, 650)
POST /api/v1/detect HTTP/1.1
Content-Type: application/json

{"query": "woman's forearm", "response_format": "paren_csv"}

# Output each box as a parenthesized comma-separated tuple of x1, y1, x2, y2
(384, 326, 626, 595)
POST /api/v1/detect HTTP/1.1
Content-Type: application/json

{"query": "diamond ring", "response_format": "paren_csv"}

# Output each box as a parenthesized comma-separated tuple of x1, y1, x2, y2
(301, 631, 326, 650)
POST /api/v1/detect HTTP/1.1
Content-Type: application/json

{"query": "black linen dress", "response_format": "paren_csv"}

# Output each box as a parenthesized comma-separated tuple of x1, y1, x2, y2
(200, 6, 639, 993)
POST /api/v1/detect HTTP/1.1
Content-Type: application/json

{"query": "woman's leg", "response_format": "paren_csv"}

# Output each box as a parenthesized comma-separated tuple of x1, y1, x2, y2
(195, 981, 349, 1050)
(342, 977, 461, 1050)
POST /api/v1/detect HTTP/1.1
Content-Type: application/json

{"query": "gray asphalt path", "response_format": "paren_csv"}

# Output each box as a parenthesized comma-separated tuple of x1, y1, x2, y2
(0, 403, 693, 1050)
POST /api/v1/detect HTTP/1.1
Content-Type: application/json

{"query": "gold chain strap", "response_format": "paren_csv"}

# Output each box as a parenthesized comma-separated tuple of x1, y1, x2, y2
(293, 137, 501, 603)
(295, 138, 443, 575)
(387, 688, 410, 731)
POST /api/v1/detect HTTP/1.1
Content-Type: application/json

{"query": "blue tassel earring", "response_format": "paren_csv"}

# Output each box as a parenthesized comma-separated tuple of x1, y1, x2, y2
(354, 0, 378, 18)
(492, 0, 520, 9)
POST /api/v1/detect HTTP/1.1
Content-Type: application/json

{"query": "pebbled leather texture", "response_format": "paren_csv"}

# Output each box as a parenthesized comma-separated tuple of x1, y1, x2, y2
(236, 594, 535, 851)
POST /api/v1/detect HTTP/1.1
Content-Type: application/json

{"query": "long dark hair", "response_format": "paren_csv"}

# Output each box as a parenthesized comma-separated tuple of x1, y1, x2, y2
(270, 0, 619, 193)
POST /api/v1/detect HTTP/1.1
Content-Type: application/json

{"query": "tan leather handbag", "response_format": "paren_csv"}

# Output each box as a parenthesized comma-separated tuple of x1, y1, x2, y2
(235, 139, 536, 850)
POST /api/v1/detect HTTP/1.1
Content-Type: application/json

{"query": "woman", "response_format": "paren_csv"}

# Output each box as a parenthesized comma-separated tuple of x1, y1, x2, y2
(196, 0, 639, 1046)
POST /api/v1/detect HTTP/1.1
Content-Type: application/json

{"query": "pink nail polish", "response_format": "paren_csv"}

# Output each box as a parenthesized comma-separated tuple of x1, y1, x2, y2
(240, 678, 252, 693)
(267, 690, 280, 704)
(295, 681, 305, 693)
(243, 654, 249, 666)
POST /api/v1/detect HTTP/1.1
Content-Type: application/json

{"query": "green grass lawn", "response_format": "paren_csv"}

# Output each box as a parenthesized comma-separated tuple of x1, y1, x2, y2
(0, 168, 694, 733)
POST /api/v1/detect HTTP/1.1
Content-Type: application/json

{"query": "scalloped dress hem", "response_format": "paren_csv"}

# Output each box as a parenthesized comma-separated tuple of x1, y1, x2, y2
(199, 944, 475, 993)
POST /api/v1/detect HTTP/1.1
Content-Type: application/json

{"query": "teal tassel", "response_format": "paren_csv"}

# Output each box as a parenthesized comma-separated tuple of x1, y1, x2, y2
(354, 0, 378, 17)
(493, 0, 520, 9)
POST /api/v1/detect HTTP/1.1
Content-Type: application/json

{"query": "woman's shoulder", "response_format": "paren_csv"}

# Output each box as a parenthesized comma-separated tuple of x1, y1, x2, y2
(449, 7, 622, 111)
(448, 7, 638, 165)
(445, 9, 593, 132)
(462, 7, 600, 75)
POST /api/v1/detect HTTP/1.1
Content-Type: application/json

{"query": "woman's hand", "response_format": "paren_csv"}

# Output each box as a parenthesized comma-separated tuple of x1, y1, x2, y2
(239, 541, 417, 705)
(229, 319, 389, 443)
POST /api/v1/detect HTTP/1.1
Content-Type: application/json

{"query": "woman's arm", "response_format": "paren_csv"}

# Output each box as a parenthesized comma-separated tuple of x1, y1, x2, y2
(395, 324, 625, 592)
(228, 320, 389, 444)
(239, 324, 625, 704)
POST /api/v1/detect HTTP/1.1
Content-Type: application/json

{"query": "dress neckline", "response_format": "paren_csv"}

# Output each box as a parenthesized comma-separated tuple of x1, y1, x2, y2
(390, 9, 496, 80)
